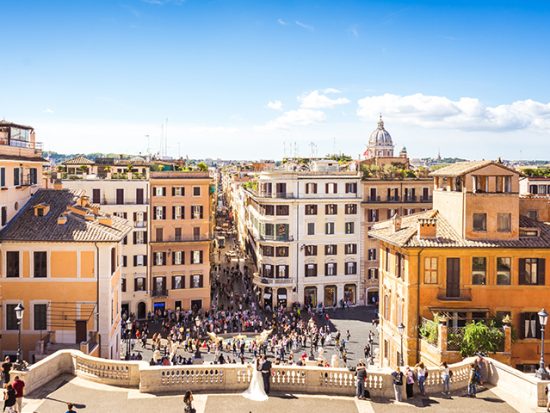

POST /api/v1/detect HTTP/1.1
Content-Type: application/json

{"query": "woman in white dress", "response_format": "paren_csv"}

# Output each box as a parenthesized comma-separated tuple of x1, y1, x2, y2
(242, 357, 269, 401)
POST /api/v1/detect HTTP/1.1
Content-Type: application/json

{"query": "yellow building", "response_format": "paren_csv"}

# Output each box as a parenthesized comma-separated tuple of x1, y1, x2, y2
(370, 160, 550, 371)
(0, 189, 132, 361)
(149, 172, 212, 312)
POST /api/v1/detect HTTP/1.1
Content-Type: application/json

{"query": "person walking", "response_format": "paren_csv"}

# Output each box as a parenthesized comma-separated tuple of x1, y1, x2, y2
(391, 367, 404, 402)
(65, 403, 76, 413)
(415, 362, 427, 396)
(405, 366, 415, 399)
(355, 360, 367, 400)
(441, 362, 451, 396)
(3, 383, 16, 413)
(11, 377, 24, 413)
(183, 390, 196, 413)
(467, 363, 477, 398)
(1, 358, 11, 385)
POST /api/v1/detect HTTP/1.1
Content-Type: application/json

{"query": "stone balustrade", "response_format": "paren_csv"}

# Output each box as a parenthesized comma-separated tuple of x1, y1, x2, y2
(12, 349, 550, 409)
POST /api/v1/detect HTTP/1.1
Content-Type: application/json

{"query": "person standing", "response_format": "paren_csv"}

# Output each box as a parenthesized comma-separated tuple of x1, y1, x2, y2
(405, 366, 415, 399)
(391, 367, 404, 402)
(1, 358, 11, 385)
(260, 355, 272, 395)
(467, 363, 477, 398)
(183, 390, 196, 413)
(3, 384, 16, 412)
(415, 362, 427, 396)
(356, 360, 367, 400)
(441, 362, 450, 396)
(11, 377, 24, 413)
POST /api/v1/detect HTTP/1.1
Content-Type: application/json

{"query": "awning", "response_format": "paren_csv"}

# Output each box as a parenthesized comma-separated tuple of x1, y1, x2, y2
(263, 293, 272, 299)
(278, 294, 287, 300)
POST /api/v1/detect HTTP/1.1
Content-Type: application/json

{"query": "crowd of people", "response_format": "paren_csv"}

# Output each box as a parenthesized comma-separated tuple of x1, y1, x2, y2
(1, 356, 24, 413)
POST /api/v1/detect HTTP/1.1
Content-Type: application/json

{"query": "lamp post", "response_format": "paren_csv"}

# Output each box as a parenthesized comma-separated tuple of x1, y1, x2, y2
(397, 322, 405, 367)
(14, 303, 25, 369)
(194, 317, 202, 359)
(126, 319, 133, 360)
(536, 309, 549, 380)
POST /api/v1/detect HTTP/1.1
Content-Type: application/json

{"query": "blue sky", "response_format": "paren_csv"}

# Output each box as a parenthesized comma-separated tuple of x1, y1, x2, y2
(1, 0, 550, 160)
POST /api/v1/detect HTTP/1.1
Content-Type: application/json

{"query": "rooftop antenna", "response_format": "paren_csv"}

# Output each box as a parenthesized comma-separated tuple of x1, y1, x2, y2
(160, 123, 164, 156)
(145, 134, 150, 158)
(294, 141, 298, 157)
(333, 137, 336, 155)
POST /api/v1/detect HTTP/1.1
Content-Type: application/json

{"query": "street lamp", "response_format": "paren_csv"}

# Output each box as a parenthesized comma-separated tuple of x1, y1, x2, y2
(536, 309, 549, 380)
(14, 303, 25, 369)
(194, 317, 202, 359)
(397, 323, 405, 367)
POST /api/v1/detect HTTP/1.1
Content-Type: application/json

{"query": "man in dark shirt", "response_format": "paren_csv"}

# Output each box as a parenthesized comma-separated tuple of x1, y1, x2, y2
(2, 356, 12, 384)
(12, 375, 25, 413)
(391, 367, 404, 402)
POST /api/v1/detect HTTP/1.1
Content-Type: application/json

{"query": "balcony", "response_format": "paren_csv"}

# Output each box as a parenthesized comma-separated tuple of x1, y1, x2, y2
(419, 196, 433, 203)
(437, 288, 472, 301)
(259, 234, 292, 242)
(0, 137, 43, 150)
(403, 195, 417, 202)
(253, 273, 294, 286)
(151, 288, 168, 297)
(367, 196, 381, 202)
(134, 222, 147, 228)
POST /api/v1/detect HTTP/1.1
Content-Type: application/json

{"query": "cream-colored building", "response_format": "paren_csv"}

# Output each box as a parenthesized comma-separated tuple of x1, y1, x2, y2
(239, 160, 363, 308)
(61, 169, 150, 319)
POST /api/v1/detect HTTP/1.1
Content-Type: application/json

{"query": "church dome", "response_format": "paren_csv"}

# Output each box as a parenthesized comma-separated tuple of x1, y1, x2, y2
(368, 116, 393, 147)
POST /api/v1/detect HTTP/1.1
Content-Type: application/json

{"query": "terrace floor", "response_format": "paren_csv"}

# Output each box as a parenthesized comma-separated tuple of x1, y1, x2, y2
(22, 374, 521, 413)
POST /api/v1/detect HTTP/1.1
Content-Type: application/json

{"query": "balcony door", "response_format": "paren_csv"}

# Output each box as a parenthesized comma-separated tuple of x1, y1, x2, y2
(446, 258, 460, 298)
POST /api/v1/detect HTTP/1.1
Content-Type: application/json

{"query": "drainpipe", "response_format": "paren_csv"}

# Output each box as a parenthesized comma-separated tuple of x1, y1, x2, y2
(295, 180, 300, 305)
(415, 247, 425, 364)
(94, 242, 101, 355)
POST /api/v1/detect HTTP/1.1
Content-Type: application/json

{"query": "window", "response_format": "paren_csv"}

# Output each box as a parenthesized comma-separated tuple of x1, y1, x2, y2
(116, 189, 124, 205)
(325, 183, 337, 194)
(134, 255, 147, 266)
(192, 250, 203, 264)
(368, 209, 379, 222)
(33, 251, 47, 277)
(276, 205, 289, 216)
(276, 246, 289, 257)
(0, 167, 5, 187)
(473, 175, 488, 193)
(6, 304, 18, 330)
(325, 222, 335, 235)
(345, 183, 357, 193)
(154, 206, 165, 220)
(92, 188, 101, 204)
(395, 252, 404, 278)
(345, 204, 357, 214)
(172, 275, 184, 289)
(385, 248, 389, 272)
(134, 231, 145, 245)
(520, 312, 542, 339)
(305, 245, 317, 256)
(276, 265, 288, 278)
(134, 277, 146, 291)
(264, 223, 274, 237)
(472, 257, 487, 285)
(497, 257, 511, 285)
(497, 213, 511, 232)
(305, 264, 318, 277)
(305, 204, 317, 215)
(527, 210, 538, 221)
(262, 246, 274, 256)
(153, 186, 165, 196)
(191, 274, 203, 288)
(172, 187, 185, 196)
(325, 244, 337, 255)
(424, 257, 438, 284)
(325, 262, 337, 276)
(307, 222, 315, 235)
(154, 252, 166, 266)
(519, 258, 545, 285)
(191, 205, 204, 219)
(368, 249, 377, 261)
(1, 207, 6, 226)
(345, 222, 355, 234)
(175, 228, 182, 241)
(14, 168, 20, 186)
(368, 268, 379, 280)
(173, 205, 184, 219)
(136, 188, 145, 204)
(345, 244, 357, 254)
(34, 304, 47, 330)
(305, 183, 317, 194)
(7, 251, 20, 277)
(263, 205, 275, 215)
(111, 247, 117, 274)
(262, 264, 273, 277)
(345, 262, 357, 275)
(173, 251, 184, 265)
(325, 204, 337, 215)
(121, 277, 127, 292)
(473, 213, 487, 231)
(193, 186, 201, 196)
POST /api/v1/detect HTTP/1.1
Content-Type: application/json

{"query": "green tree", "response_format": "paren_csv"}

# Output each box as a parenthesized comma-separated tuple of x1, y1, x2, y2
(460, 321, 504, 357)
(197, 162, 208, 172)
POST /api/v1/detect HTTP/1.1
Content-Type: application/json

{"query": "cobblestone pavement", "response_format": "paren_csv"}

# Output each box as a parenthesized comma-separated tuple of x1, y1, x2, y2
(25, 375, 519, 413)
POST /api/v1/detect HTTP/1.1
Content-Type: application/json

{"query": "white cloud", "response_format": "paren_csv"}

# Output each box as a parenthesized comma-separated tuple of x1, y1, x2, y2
(43, 108, 54, 114)
(263, 109, 325, 130)
(277, 18, 288, 26)
(262, 89, 349, 130)
(295, 20, 314, 31)
(267, 100, 283, 111)
(299, 90, 350, 109)
(357, 93, 550, 132)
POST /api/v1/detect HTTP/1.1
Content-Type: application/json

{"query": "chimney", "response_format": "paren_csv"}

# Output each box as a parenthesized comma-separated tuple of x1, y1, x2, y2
(392, 214, 402, 232)
(98, 214, 113, 227)
(84, 213, 95, 221)
(57, 215, 67, 225)
(80, 195, 90, 208)
(53, 179, 63, 190)
(418, 218, 437, 240)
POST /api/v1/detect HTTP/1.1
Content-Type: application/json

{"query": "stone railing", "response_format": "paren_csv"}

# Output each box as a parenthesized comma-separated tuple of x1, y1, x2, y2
(12, 349, 549, 409)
